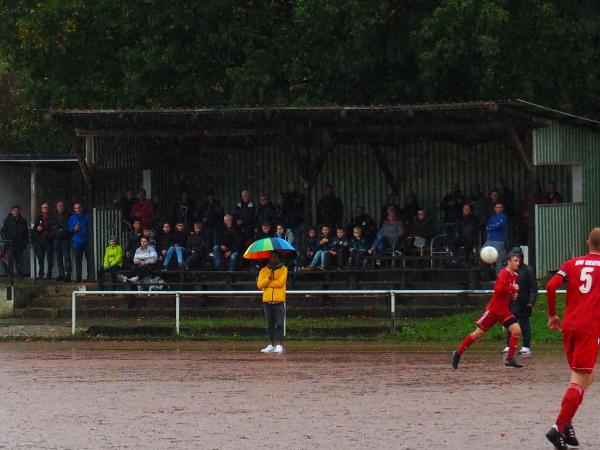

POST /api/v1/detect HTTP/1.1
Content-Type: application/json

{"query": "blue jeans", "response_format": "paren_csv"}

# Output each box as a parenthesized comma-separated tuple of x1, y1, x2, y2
(371, 236, 392, 257)
(310, 250, 330, 268)
(164, 246, 185, 268)
(212, 245, 240, 271)
(53, 238, 71, 279)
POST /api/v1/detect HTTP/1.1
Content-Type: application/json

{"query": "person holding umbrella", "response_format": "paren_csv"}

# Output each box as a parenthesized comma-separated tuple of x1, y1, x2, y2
(244, 237, 294, 354)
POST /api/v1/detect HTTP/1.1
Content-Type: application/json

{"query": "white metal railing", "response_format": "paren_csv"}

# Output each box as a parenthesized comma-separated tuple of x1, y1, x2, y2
(70, 289, 566, 336)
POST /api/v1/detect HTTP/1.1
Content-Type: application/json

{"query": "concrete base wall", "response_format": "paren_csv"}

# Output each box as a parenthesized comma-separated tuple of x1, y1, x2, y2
(0, 286, 15, 317)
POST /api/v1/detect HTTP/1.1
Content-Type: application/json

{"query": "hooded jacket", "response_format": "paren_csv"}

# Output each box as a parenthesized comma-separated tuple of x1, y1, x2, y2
(103, 244, 123, 268)
(257, 263, 287, 303)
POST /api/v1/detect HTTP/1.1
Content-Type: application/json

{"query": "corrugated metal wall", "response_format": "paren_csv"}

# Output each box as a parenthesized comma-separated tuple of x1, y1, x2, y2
(93, 137, 571, 236)
(534, 121, 600, 276)
(92, 208, 129, 273)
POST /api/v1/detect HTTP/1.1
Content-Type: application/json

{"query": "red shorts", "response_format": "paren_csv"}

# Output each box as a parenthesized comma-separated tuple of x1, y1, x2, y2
(475, 308, 517, 332)
(563, 330, 600, 374)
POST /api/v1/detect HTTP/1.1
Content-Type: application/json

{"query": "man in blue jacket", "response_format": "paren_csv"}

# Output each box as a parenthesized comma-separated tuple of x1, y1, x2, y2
(68, 202, 91, 282)
(484, 202, 508, 275)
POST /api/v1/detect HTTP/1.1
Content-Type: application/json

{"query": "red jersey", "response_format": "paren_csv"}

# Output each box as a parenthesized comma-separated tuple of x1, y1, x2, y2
(486, 268, 518, 315)
(556, 253, 600, 336)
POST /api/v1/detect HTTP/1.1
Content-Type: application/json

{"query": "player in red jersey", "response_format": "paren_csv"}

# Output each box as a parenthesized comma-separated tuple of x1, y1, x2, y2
(452, 252, 523, 369)
(545, 228, 600, 450)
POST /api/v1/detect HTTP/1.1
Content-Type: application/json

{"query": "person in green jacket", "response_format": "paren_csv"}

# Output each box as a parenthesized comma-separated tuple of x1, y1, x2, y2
(97, 235, 123, 291)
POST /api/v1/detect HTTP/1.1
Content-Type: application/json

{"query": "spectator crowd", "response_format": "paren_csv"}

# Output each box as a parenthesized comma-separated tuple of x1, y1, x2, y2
(0, 178, 562, 286)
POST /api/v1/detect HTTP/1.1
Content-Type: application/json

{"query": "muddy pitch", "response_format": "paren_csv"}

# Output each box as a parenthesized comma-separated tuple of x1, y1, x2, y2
(0, 342, 594, 449)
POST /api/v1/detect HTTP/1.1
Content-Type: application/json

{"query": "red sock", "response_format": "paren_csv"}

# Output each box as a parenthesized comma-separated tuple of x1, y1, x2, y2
(506, 334, 519, 359)
(556, 383, 585, 432)
(457, 334, 475, 356)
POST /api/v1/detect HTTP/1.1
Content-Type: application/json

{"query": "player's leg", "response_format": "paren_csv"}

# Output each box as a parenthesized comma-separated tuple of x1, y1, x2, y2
(452, 326, 485, 369)
(505, 321, 522, 361)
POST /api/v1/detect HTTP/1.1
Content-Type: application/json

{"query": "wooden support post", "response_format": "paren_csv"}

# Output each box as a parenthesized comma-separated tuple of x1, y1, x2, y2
(68, 129, 93, 189)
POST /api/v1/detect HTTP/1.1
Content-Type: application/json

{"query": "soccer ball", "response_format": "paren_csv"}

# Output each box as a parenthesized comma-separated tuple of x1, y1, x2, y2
(480, 246, 499, 264)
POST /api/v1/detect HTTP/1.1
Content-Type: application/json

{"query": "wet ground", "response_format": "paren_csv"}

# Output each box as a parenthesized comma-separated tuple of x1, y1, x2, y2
(0, 341, 596, 449)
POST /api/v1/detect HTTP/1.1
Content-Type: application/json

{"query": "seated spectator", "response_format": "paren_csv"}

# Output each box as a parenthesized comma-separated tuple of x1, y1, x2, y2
(316, 184, 343, 228)
(369, 210, 406, 260)
(453, 204, 479, 257)
(484, 202, 508, 275)
(256, 222, 274, 240)
(124, 220, 143, 266)
(120, 236, 158, 285)
(185, 222, 210, 269)
(212, 214, 242, 271)
(280, 181, 305, 234)
(347, 207, 376, 244)
(400, 193, 420, 223)
(156, 222, 175, 266)
(129, 189, 156, 228)
(256, 193, 277, 230)
(379, 193, 400, 227)
(97, 236, 123, 291)
(141, 226, 156, 248)
(329, 226, 350, 269)
(172, 190, 196, 227)
(306, 225, 332, 270)
(114, 188, 136, 230)
(348, 226, 369, 267)
(162, 221, 187, 270)
(234, 190, 257, 243)
(439, 183, 465, 235)
(545, 182, 563, 204)
(298, 227, 319, 267)
(200, 189, 225, 232)
(406, 209, 434, 252)
(274, 222, 294, 245)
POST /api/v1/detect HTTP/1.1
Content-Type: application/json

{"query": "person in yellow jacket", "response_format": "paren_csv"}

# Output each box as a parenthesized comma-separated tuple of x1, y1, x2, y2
(97, 236, 123, 291)
(257, 252, 288, 353)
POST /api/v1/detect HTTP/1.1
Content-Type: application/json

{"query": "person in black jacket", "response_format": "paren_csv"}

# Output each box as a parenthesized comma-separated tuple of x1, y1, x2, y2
(199, 189, 225, 233)
(1, 206, 29, 278)
(347, 207, 376, 244)
(453, 203, 479, 258)
(280, 182, 304, 232)
(439, 183, 465, 235)
(185, 222, 210, 269)
(234, 190, 256, 243)
(316, 184, 343, 228)
(156, 222, 175, 267)
(504, 246, 537, 355)
(124, 220, 143, 267)
(31, 202, 55, 279)
(52, 201, 71, 281)
(212, 214, 242, 271)
(162, 222, 187, 270)
(255, 193, 277, 230)
(172, 190, 196, 227)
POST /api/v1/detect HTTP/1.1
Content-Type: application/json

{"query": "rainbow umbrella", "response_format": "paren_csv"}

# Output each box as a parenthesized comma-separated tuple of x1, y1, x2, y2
(243, 237, 296, 259)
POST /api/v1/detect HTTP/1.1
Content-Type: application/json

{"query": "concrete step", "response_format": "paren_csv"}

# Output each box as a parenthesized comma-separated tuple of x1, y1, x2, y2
(13, 307, 58, 319)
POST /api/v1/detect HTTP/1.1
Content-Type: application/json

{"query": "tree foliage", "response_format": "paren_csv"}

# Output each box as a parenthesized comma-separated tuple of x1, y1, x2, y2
(0, 0, 599, 152)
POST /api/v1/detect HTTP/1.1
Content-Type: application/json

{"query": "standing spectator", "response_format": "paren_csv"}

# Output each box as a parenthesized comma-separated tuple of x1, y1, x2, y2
(97, 236, 123, 291)
(31, 202, 54, 279)
(329, 227, 350, 269)
(199, 189, 225, 233)
(299, 227, 319, 267)
(234, 190, 257, 243)
(484, 203, 509, 275)
(52, 201, 71, 282)
(280, 182, 304, 234)
(212, 214, 242, 271)
(156, 222, 175, 267)
(453, 203, 479, 258)
(347, 207, 376, 244)
(379, 193, 400, 227)
(369, 209, 406, 260)
(467, 183, 488, 227)
(545, 182, 563, 204)
(124, 220, 143, 266)
(258, 252, 288, 354)
(114, 188, 136, 231)
(400, 193, 420, 223)
(316, 184, 343, 227)
(439, 183, 465, 235)
(185, 222, 210, 269)
(256, 193, 277, 229)
(255, 222, 274, 241)
(306, 225, 333, 270)
(348, 226, 369, 267)
(496, 177, 516, 219)
(503, 247, 537, 356)
(1, 206, 29, 278)
(485, 190, 501, 222)
(172, 190, 196, 227)
(68, 202, 91, 283)
(162, 221, 187, 270)
(129, 189, 156, 228)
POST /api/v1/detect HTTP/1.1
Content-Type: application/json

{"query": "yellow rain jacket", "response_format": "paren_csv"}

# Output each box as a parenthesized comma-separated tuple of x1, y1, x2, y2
(257, 264, 288, 303)
(103, 244, 123, 268)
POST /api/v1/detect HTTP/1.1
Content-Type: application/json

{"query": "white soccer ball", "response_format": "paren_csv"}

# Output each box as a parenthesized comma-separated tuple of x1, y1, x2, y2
(480, 246, 499, 264)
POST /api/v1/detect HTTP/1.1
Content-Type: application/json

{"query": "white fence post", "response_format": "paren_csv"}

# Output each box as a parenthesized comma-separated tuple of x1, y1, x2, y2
(390, 291, 396, 333)
(71, 291, 77, 336)
(175, 292, 180, 336)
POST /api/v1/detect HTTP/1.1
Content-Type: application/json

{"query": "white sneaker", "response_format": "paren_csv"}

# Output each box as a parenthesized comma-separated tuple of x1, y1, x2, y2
(273, 344, 284, 353)
(129, 276, 139, 283)
(260, 344, 274, 353)
(519, 347, 532, 355)
(118, 274, 128, 283)
(502, 346, 509, 354)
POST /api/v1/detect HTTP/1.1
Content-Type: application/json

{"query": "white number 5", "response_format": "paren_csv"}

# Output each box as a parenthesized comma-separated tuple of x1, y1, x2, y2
(580, 267, 594, 294)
